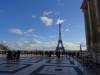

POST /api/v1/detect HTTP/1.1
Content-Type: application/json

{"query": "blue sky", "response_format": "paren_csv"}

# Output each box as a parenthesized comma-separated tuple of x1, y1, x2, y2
(0, 0, 86, 50)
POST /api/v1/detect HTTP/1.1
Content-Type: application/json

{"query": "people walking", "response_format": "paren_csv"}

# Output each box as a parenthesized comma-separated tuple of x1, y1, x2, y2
(16, 50, 20, 61)
(6, 50, 20, 61)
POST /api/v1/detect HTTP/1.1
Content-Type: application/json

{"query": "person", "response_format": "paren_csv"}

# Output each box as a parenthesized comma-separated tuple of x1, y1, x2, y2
(7, 50, 12, 60)
(55, 51, 60, 59)
(49, 51, 52, 57)
(58, 51, 60, 59)
(16, 50, 20, 61)
(13, 51, 17, 60)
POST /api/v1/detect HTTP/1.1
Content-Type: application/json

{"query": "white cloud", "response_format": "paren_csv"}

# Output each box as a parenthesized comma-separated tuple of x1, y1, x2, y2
(9, 28, 23, 35)
(2, 40, 7, 44)
(24, 29, 33, 34)
(32, 15, 36, 18)
(4, 39, 86, 51)
(32, 39, 41, 44)
(40, 16, 53, 26)
(43, 11, 53, 16)
(7, 39, 43, 50)
(56, 18, 64, 24)
(64, 42, 86, 51)
(81, 39, 87, 50)
(65, 28, 69, 32)
(9, 28, 34, 35)
(64, 42, 80, 50)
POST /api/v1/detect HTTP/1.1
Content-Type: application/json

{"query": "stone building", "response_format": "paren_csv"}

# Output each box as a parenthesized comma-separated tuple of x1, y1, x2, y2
(81, 0, 100, 64)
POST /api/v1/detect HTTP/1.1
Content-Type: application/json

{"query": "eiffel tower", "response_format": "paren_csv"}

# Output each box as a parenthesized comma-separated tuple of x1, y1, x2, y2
(55, 23, 65, 54)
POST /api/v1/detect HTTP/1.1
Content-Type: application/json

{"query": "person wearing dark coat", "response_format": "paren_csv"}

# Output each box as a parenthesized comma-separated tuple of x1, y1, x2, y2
(16, 50, 20, 60)
(7, 50, 12, 60)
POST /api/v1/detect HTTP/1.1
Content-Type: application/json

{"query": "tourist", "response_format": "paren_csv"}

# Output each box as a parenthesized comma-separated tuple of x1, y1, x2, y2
(55, 51, 60, 59)
(7, 50, 12, 60)
(16, 50, 20, 61)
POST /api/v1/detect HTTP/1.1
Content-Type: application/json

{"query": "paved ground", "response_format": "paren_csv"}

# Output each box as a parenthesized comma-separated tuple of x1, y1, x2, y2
(0, 55, 99, 75)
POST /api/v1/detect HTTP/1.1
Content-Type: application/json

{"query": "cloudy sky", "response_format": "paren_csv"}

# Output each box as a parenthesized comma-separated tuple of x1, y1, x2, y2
(0, 0, 86, 50)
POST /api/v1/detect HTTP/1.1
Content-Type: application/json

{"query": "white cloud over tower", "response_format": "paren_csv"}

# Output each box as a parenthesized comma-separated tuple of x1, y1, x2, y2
(40, 16, 53, 26)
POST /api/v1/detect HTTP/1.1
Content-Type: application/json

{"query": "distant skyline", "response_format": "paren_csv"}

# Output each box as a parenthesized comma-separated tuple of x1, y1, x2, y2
(0, 0, 86, 50)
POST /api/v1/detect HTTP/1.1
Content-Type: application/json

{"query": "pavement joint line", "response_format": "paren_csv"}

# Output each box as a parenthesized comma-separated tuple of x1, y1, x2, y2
(0, 63, 31, 74)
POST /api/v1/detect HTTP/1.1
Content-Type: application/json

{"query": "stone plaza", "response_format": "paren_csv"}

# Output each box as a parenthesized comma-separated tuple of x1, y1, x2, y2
(0, 55, 100, 75)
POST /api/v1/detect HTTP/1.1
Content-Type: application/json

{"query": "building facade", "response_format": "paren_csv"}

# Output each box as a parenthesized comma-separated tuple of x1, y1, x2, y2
(81, 0, 100, 64)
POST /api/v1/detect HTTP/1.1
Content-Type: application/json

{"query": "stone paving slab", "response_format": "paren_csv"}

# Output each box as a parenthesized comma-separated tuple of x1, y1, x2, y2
(47, 59, 70, 64)
(30, 57, 84, 75)
(0, 63, 30, 73)
(0, 56, 99, 75)
(38, 65, 78, 75)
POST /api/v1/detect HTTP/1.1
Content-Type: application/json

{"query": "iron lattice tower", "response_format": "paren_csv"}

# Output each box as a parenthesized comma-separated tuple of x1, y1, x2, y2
(55, 23, 65, 53)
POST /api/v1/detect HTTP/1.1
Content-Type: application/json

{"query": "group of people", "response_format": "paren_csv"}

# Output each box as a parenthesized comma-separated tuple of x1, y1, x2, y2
(6, 50, 20, 61)
(47, 51, 65, 59)
(55, 51, 61, 59)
